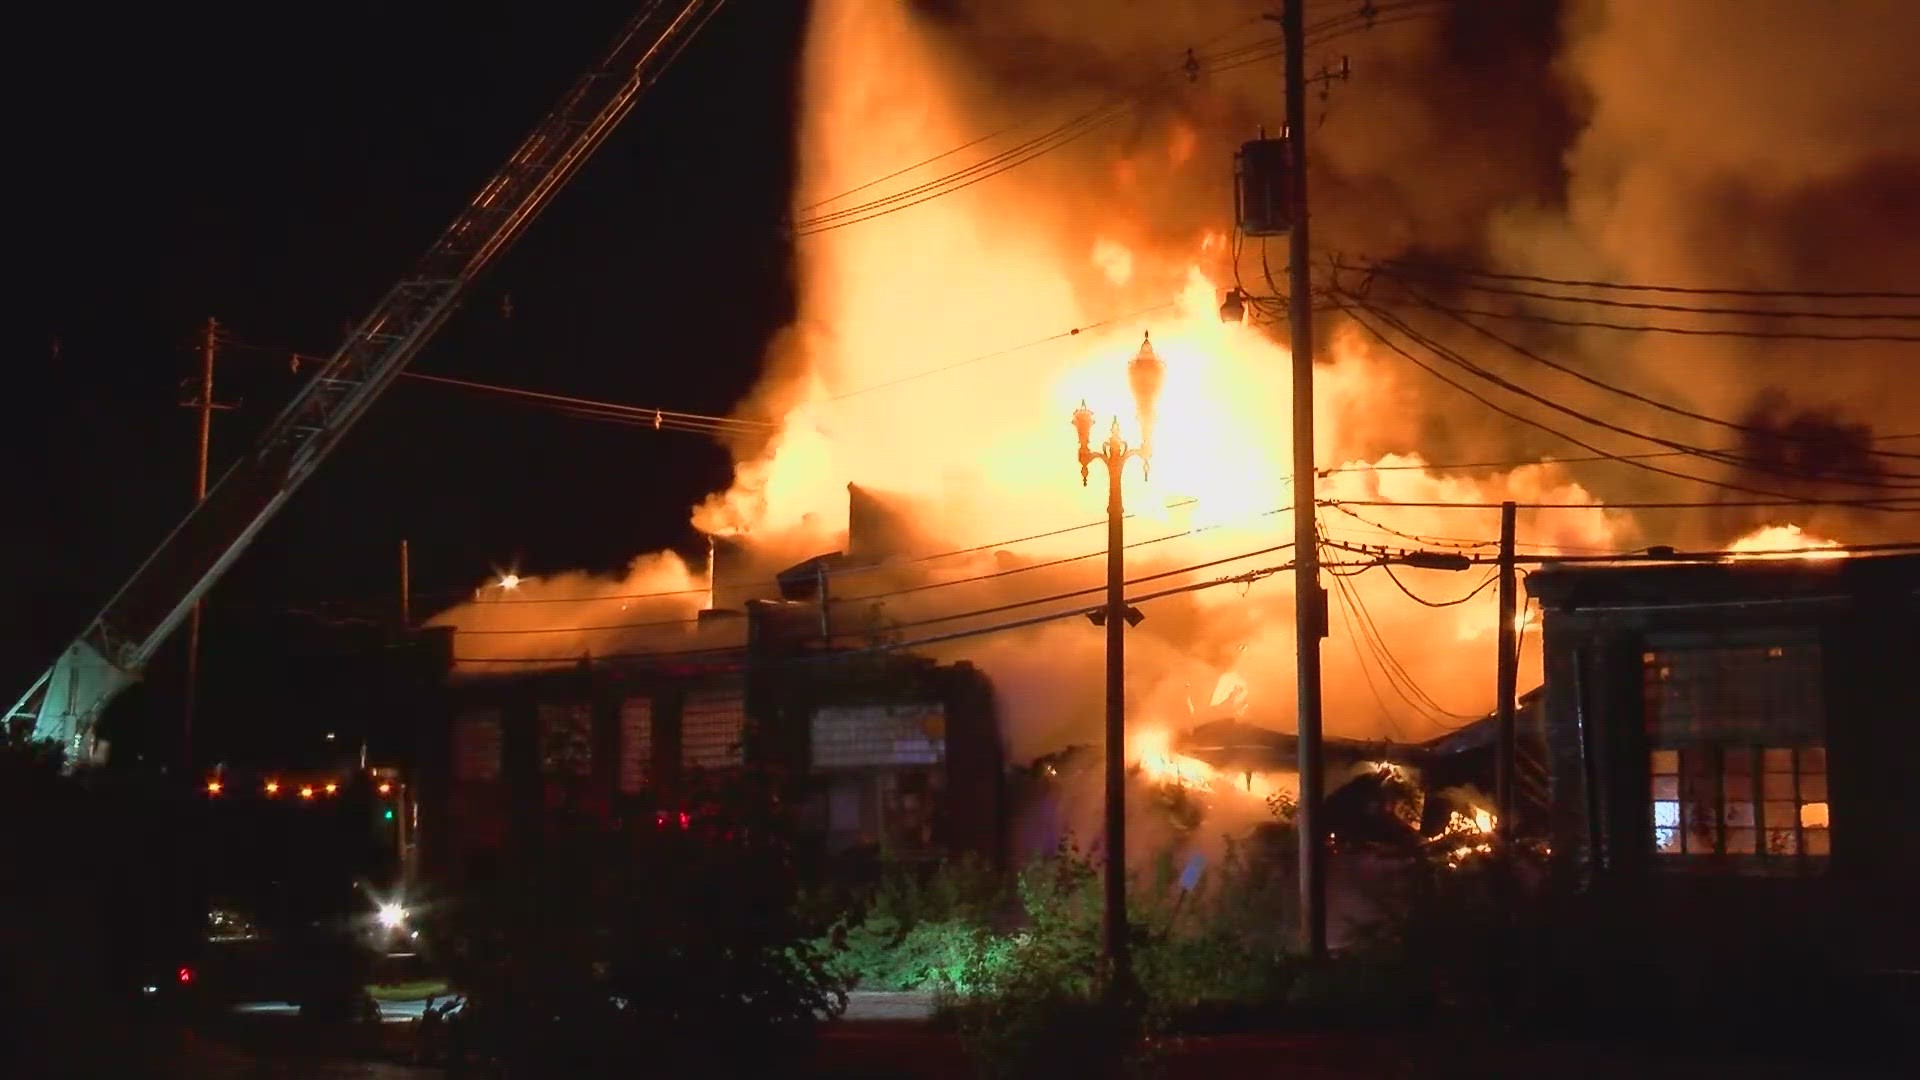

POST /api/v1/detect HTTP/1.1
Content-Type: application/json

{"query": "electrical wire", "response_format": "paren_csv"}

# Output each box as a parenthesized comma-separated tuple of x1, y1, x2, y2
(399, 369, 775, 433)
(451, 548, 1303, 667)
(1352, 295, 1910, 492)
(827, 301, 1177, 401)
(1361, 259, 1920, 302)
(1318, 539, 1480, 727)
(1322, 496, 1920, 511)
(450, 495, 1222, 610)
(449, 512, 1259, 635)
(1368, 298, 1920, 345)
(1335, 294, 1920, 511)
(790, 1, 1442, 236)
(1317, 432, 1920, 479)
(1380, 563, 1498, 608)
(1366, 268, 1920, 322)
(1326, 554, 1411, 741)
(1382, 284, 1920, 478)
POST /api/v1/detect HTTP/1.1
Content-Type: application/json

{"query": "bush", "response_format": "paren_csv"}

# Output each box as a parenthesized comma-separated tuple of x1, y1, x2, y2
(812, 852, 1007, 991)
(435, 773, 847, 1076)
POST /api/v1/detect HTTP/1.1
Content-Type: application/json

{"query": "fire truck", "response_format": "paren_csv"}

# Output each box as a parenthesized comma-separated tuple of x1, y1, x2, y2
(128, 763, 417, 1013)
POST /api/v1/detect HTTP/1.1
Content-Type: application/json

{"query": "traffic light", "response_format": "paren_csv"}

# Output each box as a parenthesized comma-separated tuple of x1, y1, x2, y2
(383, 808, 395, 822)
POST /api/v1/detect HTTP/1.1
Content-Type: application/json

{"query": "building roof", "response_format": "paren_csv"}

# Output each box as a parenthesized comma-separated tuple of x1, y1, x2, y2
(1528, 551, 1920, 611)
(1415, 685, 1544, 758)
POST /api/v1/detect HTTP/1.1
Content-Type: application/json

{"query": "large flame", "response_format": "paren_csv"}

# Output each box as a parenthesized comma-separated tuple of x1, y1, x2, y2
(429, 2, 1881, 778)
(1725, 523, 1846, 561)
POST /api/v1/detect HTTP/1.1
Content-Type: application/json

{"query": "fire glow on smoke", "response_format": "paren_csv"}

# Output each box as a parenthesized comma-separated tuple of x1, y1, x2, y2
(430, 1, 1882, 774)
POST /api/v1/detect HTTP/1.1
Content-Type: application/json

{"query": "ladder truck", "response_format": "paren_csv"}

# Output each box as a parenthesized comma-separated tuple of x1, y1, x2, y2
(7, 0, 728, 763)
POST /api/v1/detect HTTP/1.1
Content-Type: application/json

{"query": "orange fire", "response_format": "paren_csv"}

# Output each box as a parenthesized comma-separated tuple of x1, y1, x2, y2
(430, 1, 1640, 759)
(1135, 728, 1219, 792)
(1437, 806, 1497, 868)
(1725, 524, 1846, 561)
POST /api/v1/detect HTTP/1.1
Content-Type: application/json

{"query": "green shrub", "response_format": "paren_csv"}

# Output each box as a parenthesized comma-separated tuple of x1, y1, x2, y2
(812, 853, 1009, 990)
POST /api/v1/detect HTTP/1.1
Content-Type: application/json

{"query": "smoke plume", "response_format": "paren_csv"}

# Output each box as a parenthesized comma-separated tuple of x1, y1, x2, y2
(431, 0, 1913, 783)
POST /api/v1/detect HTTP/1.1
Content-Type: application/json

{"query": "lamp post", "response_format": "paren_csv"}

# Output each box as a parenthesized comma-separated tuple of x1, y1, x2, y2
(1072, 331, 1164, 1001)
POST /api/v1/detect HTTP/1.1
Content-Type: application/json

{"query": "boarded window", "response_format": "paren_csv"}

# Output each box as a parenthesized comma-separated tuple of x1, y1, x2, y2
(811, 705, 947, 768)
(452, 709, 503, 782)
(618, 696, 653, 794)
(537, 702, 594, 776)
(1643, 641, 1829, 860)
(682, 689, 745, 769)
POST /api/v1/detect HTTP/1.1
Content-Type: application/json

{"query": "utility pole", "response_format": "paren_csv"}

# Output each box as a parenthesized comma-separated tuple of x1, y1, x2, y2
(399, 539, 412, 629)
(1495, 500, 1519, 839)
(182, 317, 221, 773)
(1281, 0, 1329, 961)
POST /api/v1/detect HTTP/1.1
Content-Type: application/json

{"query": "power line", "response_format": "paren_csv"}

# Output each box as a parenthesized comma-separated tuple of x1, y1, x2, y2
(791, 2, 1441, 236)
(828, 301, 1177, 401)
(1322, 496, 1920, 511)
(1380, 563, 1497, 608)
(452, 549, 1305, 667)
(1363, 259, 1920, 302)
(1335, 295, 1920, 509)
(1367, 268, 1920, 322)
(447, 513, 1244, 635)
(445, 495, 1216, 610)
(790, 10, 1280, 218)
(1380, 287, 1920, 490)
(1319, 541, 1480, 726)
(459, 533, 1300, 649)
(397, 370, 774, 432)
(1318, 432, 1920, 479)
(1368, 297, 1920, 345)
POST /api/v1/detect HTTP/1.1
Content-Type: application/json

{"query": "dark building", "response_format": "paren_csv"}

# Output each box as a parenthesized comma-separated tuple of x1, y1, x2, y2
(417, 485, 1007, 890)
(1530, 552, 1920, 977)
(1408, 687, 1549, 839)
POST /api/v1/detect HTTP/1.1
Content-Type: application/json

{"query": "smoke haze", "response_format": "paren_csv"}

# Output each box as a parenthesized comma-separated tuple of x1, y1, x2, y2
(431, 0, 1917, 773)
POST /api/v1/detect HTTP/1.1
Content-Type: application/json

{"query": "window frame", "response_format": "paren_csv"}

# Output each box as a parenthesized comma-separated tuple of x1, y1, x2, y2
(1641, 631, 1831, 869)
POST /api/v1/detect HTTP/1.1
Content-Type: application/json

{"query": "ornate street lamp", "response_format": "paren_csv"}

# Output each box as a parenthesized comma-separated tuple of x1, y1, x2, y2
(1071, 331, 1165, 1000)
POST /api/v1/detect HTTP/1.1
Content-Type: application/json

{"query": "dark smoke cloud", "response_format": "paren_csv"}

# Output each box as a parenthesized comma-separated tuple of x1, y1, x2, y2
(912, 0, 1917, 543)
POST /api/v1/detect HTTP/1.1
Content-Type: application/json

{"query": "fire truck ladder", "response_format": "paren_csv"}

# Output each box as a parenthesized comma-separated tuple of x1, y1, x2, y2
(7, 0, 727, 763)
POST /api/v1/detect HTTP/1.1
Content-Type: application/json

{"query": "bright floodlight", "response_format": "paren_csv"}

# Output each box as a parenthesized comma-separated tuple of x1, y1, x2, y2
(498, 573, 522, 591)
(377, 902, 407, 929)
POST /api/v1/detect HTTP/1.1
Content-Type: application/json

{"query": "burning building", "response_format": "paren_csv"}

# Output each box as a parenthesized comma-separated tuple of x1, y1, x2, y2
(1531, 551, 1920, 977)
(418, 485, 1007, 890)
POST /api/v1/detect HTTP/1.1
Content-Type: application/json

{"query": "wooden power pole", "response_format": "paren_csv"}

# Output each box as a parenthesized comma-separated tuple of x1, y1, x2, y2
(399, 538, 412, 629)
(1495, 500, 1519, 838)
(1280, 0, 1330, 961)
(183, 317, 220, 772)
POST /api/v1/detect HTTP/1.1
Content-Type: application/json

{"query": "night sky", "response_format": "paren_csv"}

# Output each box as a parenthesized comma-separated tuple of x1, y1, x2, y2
(13, 3, 810, 765)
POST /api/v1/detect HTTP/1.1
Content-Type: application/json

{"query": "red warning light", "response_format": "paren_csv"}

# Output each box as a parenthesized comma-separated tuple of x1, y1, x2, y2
(177, 966, 193, 985)
(679, 812, 690, 830)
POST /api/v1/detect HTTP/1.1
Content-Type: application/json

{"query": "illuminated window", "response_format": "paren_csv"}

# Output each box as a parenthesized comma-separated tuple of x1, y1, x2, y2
(1644, 640, 1829, 861)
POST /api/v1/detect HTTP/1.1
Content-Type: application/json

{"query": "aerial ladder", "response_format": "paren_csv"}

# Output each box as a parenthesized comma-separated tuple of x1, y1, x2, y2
(7, 0, 727, 764)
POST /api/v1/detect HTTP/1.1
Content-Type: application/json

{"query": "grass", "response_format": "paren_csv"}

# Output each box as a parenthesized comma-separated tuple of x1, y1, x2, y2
(366, 979, 451, 1002)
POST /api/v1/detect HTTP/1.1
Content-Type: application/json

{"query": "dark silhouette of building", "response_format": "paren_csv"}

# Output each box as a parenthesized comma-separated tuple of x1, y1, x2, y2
(1530, 552, 1920, 979)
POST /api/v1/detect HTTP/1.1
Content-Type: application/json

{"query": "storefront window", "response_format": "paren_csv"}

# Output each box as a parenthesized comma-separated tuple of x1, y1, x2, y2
(1644, 641, 1829, 861)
